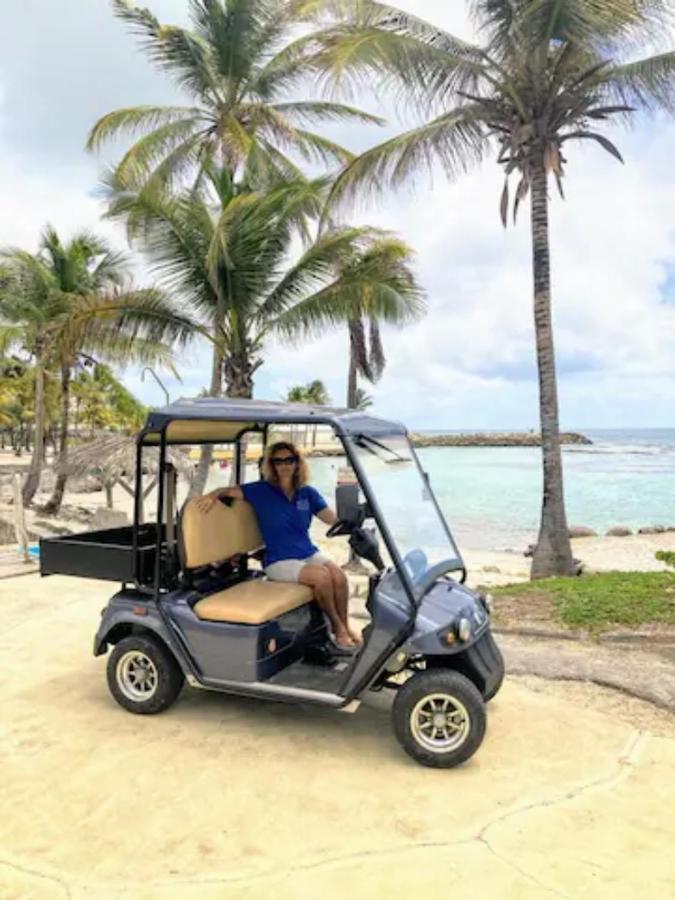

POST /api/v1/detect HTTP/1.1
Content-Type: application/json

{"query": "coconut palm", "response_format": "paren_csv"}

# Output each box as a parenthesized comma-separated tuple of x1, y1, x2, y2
(286, 378, 331, 442)
(87, 0, 383, 194)
(299, 0, 675, 577)
(103, 166, 424, 492)
(0, 229, 195, 506)
(352, 385, 373, 411)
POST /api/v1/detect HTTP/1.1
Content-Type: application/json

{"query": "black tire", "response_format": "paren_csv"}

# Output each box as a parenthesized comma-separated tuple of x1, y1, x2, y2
(107, 634, 184, 715)
(484, 642, 506, 702)
(392, 670, 486, 768)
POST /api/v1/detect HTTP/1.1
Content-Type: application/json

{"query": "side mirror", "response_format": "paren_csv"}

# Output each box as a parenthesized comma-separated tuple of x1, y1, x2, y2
(335, 484, 363, 525)
(349, 527, 385, 572)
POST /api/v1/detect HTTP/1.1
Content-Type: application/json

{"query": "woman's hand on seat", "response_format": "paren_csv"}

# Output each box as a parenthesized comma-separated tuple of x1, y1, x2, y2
(195, 490, 221, 514)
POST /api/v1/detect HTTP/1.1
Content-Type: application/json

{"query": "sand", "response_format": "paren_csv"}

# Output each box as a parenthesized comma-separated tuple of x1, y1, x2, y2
(1, 573, 675, 899)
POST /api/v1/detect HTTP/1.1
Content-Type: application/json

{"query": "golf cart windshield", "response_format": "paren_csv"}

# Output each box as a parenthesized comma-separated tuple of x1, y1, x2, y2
(347, 433, 464, 592)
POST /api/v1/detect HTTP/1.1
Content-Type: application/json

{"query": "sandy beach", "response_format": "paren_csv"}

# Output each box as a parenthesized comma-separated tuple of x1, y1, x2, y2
(1, 449, 674, 587)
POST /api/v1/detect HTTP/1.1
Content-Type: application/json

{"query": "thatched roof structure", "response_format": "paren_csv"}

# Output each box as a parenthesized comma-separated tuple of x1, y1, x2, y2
(58, 435, 194, 483)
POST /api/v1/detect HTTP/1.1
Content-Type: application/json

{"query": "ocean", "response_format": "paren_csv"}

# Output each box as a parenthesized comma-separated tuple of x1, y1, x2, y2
(308, 428, 675, 552)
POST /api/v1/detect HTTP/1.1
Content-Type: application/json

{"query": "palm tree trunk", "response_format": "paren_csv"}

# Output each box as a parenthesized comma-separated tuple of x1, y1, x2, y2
(529, 157, 576, 579)
(22, 355, 46, 505)
(189, 332, 223, 498)
(44, 365, 71, 514)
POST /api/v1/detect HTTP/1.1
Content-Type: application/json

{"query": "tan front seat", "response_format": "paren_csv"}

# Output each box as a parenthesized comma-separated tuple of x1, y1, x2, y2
(180, 497, 314, 625)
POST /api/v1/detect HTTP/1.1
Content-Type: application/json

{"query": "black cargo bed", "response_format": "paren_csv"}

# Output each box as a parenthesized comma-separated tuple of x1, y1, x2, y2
(40, 524, 162, 584)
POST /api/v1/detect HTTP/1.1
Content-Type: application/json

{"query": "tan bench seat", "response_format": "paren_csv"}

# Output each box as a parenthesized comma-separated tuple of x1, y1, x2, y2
(193, 580, 314, 625)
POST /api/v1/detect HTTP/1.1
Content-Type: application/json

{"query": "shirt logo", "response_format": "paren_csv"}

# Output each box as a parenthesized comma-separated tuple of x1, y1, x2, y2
(296, 498, 310, 512)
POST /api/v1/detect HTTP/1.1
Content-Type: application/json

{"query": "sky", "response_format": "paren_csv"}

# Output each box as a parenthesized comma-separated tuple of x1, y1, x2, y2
(1, 0, 674, 430)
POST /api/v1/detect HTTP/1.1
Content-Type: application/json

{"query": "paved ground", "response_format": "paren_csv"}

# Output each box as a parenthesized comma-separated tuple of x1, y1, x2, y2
(2, 575, 675, 900)
(498, 633, 675, 712)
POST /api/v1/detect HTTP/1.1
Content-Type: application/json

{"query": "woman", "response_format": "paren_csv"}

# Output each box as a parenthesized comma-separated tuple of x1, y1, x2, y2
(196, 441, 361, 649)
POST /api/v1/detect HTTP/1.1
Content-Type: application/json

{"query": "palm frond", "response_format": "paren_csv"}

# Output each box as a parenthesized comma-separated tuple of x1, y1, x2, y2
(257, 226, 375, 320)
(269, 100, 385, 126)
(602, 50, 675, 112)
(114, 117, 207, 184)
(113, 0, 220, 99)
(48, 289, 202, 359)
(326, 105, 488, 212)
(87, 105, 200, 152)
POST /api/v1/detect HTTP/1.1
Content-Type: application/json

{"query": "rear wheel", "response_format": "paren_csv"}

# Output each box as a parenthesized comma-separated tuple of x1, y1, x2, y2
(107, 634, 184, 715)
(392, 670, 486, 768)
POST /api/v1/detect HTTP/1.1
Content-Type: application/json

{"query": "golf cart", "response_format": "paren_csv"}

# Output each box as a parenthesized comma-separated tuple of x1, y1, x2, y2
(40, 398, 504, 768)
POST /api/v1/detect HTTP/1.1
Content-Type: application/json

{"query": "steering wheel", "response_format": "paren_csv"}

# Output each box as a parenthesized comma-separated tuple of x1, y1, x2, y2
(326, 519, 353, 538)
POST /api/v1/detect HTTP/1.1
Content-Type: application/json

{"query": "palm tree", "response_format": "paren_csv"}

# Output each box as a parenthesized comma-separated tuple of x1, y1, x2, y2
(87, 0, 383, 194)
(0, 229, 195, 506)
(300, 0, 675, 577)
(104, 167, 424, 492)
(286, 378, 331, 442)
(352, 386, 373, 411)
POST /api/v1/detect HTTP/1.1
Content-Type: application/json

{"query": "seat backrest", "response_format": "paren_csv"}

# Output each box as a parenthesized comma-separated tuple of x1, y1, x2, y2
(179, 498, 263, 571)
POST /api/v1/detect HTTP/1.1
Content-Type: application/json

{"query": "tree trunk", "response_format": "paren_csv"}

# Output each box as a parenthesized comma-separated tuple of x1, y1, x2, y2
(43, 365, 71, 515)
(529, 158, 576, 579)
(224, 353, 256, 484)
(22, 355, 46, 505)
(189, 333, 224, 498)
(347, 324, 359, 409)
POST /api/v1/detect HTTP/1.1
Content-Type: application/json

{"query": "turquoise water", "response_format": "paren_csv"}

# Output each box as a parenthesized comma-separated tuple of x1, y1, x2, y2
(309, 429, 675, 551)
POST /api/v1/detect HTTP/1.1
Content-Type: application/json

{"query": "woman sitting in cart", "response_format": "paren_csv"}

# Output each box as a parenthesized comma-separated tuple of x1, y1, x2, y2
(196, 441, 362, 649)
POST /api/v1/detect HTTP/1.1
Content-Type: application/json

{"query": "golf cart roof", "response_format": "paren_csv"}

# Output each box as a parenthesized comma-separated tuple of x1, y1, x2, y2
(141, 397, 407, 445)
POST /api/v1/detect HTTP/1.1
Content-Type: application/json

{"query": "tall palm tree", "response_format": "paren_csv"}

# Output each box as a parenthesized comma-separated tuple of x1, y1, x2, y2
(0, 230, 195, 506)
(299, 0, 675, 577)
(104, 166, 424, 492)
(87, 0, 383, 193)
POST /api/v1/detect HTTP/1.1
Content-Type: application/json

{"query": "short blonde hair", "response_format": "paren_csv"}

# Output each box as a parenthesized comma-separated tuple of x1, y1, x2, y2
(261, 441, 310, 488)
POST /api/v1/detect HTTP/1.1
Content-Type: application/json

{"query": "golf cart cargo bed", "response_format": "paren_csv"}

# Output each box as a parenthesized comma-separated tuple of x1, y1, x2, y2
(40, 524, 161, 584)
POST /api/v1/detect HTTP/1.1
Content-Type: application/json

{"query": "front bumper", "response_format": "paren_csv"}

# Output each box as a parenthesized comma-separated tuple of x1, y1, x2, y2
(459, 629, 504, 698)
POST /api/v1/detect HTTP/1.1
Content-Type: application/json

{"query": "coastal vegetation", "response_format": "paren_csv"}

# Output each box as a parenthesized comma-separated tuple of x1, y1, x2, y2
(295, 0, 675, 577)
(493, 570, 675, 634)
(0, 226, 191, 508)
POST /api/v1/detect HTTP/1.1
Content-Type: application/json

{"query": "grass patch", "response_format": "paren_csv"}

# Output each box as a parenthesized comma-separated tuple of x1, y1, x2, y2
(492, 571, 675, 633)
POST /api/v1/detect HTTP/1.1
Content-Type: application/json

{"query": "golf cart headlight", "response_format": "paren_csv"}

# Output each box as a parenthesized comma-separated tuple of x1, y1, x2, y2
(457, 618, 472, 642)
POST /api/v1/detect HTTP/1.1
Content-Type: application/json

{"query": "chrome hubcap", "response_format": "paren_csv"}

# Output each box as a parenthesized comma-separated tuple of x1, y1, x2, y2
(410, 692, 470, 754)
(116, 651, 158, 702)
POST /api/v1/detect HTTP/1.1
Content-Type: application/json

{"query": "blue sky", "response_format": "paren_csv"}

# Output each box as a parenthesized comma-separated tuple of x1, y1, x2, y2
(1, 0, 674, 430)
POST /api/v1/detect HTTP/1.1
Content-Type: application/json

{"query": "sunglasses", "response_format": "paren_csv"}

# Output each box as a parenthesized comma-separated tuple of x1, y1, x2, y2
(270, 455, 298, 466)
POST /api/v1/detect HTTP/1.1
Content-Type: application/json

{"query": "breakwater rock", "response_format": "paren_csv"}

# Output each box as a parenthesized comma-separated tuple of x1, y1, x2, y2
(410, 432, 592, 448)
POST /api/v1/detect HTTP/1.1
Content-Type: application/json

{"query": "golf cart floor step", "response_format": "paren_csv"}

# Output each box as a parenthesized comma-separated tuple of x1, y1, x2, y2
(267, 657, 352, 693)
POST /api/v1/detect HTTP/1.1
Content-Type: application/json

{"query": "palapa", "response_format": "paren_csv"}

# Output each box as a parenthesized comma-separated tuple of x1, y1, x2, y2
(57, 435, 194, 509)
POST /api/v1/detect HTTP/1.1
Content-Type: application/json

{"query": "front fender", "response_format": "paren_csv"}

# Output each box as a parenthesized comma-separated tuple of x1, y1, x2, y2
(402, 580, 490, 656)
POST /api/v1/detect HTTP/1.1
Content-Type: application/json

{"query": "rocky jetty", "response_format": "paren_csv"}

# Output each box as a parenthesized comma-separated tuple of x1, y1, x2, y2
(410, 432, 592, 448)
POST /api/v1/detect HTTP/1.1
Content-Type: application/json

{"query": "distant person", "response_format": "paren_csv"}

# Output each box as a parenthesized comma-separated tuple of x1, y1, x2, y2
(196, 441, 361, 649)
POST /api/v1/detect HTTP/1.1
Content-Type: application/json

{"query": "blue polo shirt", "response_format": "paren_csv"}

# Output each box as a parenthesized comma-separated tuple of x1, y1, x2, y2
(240, 481, 328, 566)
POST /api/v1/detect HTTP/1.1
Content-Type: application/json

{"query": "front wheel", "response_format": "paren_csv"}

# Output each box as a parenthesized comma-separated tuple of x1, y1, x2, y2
(392, 670, 486, 768)
(107, 634, 184, 715)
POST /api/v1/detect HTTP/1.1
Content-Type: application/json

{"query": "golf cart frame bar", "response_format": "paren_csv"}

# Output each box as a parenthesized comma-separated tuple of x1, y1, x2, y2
(133, 398, 464, 605)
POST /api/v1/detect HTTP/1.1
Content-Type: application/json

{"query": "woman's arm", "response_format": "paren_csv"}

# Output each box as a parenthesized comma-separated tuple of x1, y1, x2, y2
(316, 507, 338, 527)
(195, 485, 244, 513)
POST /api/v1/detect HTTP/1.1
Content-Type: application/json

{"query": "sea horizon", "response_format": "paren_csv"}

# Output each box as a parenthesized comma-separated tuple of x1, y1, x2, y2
(307, 427, 675, 553)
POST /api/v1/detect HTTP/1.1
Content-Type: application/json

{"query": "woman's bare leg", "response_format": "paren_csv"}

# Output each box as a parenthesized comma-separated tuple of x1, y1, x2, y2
(325, 562, 362, 645)
(299, 565, 354, 646)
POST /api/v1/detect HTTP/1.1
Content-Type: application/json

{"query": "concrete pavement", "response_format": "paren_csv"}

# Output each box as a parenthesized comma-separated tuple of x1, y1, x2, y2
(1, 575, 674, 899)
